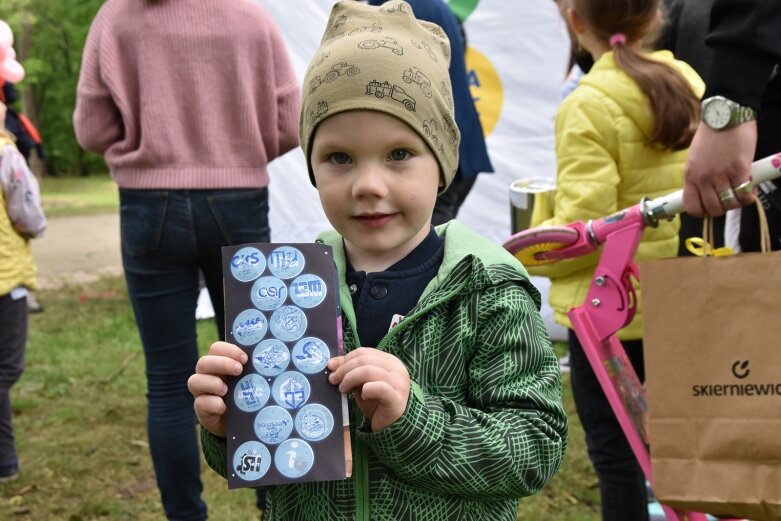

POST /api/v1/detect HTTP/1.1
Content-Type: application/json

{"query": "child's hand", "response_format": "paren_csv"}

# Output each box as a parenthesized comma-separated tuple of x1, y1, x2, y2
(187, 341, 247, 438)
(327, 347, 410, 432)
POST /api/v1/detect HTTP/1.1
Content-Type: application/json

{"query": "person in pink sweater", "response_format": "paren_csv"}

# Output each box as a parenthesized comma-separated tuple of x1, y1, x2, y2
(73, 1, 300, 519)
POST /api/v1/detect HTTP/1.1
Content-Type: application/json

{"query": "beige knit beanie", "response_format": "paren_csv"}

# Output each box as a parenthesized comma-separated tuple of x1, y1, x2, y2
(300, 0, 460, 191)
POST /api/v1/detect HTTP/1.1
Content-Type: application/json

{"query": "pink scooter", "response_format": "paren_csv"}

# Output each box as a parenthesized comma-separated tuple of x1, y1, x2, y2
(503, 153, 781, 521)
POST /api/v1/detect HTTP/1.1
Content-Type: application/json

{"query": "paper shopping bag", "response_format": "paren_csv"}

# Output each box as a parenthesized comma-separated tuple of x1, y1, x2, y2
(641, 251, 781, 521)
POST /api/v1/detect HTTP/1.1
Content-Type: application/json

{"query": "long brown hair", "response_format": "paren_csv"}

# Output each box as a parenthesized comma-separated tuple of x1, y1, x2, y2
(572, 0, 699, 150)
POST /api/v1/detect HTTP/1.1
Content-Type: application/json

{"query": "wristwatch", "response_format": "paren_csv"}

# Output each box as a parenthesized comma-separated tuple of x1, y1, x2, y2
(701, 95, 757, 130)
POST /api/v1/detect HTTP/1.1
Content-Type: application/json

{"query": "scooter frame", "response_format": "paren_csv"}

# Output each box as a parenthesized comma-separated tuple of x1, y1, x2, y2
(502, 154, 781, 521)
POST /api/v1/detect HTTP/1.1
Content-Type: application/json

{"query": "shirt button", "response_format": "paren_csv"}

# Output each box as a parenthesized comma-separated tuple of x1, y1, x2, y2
(349, 284, 358, 295)
(370, 285, 388, 299)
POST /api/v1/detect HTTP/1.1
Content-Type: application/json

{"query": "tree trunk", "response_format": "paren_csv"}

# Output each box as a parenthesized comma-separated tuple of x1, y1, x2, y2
(15, 19, 48, 178)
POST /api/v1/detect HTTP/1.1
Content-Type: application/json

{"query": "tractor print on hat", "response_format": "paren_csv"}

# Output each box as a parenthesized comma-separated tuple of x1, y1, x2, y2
(365, 80, 416, 111)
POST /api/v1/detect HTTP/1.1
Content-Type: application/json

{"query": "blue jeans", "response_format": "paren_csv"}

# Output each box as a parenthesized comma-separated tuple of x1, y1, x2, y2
(568, 330, 649, 521)
(120, 189, 270, 521)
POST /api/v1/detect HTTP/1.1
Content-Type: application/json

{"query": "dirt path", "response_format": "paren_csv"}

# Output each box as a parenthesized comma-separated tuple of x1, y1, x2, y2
(31, 213, 123, 290)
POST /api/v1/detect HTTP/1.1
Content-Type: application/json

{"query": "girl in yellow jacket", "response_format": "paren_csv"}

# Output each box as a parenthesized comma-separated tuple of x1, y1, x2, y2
(529, 1, 704, 519)
(0, 99, 46, 482)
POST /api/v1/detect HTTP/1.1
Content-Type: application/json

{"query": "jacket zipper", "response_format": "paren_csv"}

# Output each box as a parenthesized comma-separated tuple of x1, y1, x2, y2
(353, 407, 370, 521)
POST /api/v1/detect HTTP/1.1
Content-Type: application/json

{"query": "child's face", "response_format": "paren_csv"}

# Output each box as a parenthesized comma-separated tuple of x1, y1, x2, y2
(311, 110, 440, 270)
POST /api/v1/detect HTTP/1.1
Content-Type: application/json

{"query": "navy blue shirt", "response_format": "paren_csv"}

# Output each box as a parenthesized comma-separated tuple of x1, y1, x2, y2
(346, 227, 445, 347)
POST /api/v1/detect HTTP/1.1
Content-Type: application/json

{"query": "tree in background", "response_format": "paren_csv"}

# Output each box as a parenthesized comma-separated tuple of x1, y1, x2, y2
(0, 0, 105, 176)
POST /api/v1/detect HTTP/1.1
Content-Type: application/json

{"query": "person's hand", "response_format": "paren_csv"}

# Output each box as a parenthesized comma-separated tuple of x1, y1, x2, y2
(187, 341, 248, 438)
(683, 121, 757, 217)
(327, 347, 411, 432)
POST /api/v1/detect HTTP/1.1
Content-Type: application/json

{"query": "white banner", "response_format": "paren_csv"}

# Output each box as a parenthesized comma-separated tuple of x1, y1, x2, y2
(261, 0, 570, 340)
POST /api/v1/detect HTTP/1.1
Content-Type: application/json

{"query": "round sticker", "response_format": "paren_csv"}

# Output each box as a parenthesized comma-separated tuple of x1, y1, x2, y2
(232, 441, 272, 481)
(229, 247, 266, 282)
(274, 438, 314, 479)
(272, 371, 311, 410)
(254, 405, 294, 445)
(232, 309, 268, 346)
(270, 305, 307, 342)
(289, 274, 327, 309)
(291, 337, 330, 374)
(252, 339, 290, 377)
(251, 276, 288, 311)
(295, 404, 334, 442)
(234, 374, 271, 413)
(268, 246, 305, 279)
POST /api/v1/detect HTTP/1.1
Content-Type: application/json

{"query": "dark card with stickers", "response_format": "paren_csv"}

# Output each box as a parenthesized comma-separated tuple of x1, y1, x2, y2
(222, 243, 351, 489)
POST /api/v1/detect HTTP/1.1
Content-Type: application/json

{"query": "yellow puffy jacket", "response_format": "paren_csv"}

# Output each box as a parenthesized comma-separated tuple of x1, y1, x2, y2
(0, 137, 40, 297)
(528, 51, 704, 340)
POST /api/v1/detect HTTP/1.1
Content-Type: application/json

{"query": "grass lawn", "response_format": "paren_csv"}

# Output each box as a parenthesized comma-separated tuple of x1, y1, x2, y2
(0, 276, 601, 520)
(4, 175, 602, 519)
(39, 174, 118, 218)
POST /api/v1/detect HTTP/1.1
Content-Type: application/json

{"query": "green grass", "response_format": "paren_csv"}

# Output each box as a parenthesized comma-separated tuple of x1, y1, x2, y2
(0, 276, 601, 520)
(2, 277, 259, 520)
(39, 174, 119, 218)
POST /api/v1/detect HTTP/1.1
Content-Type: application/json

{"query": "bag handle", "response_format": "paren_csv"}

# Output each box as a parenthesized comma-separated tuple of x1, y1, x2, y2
(699, 199, 771, 254)
(754, 198, 771, 253)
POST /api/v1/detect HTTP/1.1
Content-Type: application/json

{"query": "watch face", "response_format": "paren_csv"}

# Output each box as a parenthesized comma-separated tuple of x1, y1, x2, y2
(703, 99, 732, 129)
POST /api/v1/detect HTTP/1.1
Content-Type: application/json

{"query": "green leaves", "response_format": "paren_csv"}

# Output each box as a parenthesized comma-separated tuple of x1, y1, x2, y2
(0, 0, 106, 176)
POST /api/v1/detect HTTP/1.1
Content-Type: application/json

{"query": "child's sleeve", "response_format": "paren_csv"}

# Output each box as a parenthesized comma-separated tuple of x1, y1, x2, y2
(200, 428, 229, 478)
(360, 275, 568, 500)
(0, 144, 47, 238)
(527, 91, 620, 279)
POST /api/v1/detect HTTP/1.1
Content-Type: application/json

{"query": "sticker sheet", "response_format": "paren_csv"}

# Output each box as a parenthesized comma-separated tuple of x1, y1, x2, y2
(222, 243, 349, 488)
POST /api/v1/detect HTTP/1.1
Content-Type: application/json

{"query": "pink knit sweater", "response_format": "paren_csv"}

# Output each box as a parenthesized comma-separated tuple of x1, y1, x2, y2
(73, 0, 301, 190)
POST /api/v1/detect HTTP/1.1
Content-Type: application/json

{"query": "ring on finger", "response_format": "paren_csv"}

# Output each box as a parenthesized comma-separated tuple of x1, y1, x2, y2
(719, 188, 736, 202)
(734, 181, 753, 195)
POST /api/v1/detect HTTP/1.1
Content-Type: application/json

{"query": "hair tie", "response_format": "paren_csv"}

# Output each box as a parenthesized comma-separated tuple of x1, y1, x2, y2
(609, 33, 626, 47)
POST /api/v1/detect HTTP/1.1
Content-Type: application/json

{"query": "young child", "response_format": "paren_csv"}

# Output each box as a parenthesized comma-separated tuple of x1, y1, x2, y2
(187, 2, 567, 519)
(0, 96, 46, 482)
(528, 1, 704, 520)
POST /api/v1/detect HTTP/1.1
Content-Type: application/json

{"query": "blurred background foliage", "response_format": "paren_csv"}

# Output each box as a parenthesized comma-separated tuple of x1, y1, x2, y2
(0, 0, 106, 176)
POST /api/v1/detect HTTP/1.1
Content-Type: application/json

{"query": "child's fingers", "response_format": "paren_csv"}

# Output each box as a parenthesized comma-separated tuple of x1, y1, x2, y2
(195, 354, 245, 378)
(327, 355, 345, 373)
(208, 341, 249, 363)
(187, 372, 229, 398)
(194, 394, 228, 417)
(335, 364, 390, 393)
(193, 394, 229, 438)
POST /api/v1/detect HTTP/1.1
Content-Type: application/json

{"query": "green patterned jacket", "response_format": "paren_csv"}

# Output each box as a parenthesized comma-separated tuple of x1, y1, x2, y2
(201, 221, 568, 520)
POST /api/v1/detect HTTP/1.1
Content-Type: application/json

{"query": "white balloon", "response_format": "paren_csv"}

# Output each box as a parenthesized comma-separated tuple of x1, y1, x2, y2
(1, 57, 25, 83)
(0, 20, 24, 83)
(0, 20, 13, 50)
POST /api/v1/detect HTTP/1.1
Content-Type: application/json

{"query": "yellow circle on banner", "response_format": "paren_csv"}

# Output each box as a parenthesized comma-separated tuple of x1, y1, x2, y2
(465, 46, 503, 136)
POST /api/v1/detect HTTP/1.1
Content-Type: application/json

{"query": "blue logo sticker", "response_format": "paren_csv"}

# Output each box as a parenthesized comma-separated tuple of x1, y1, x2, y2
(289, 274, 327, 309)
(230, 247, 266, 282)
(233, 441, 272, 481)
(232, 309, 268, 346)
(274, 438, 315, 479)
(269, 306, 307, 342)
(272, 371, 311, 410)
(254, 405, 294, 445)
(295, 403, 334, 442)
(291, 337, 330, 374)
(251, 276, 288, 311)
(252, 339, 290, 377)
(268, 246, 305, 279)
(234, 374, 271, 413)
